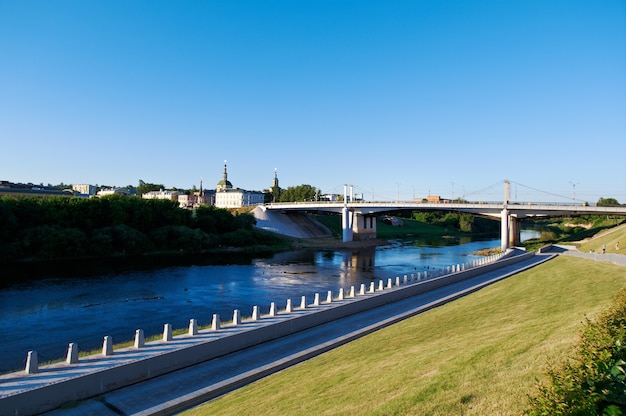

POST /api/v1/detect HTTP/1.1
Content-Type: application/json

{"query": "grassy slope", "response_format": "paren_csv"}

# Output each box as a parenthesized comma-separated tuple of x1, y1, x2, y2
(576, 222, 626, 255)
(184, 256, 626, 416)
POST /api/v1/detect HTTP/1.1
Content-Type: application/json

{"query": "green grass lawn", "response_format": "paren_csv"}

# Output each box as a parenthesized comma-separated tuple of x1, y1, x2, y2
(183, 256, 626, 416)
(576, 222, 626, 255)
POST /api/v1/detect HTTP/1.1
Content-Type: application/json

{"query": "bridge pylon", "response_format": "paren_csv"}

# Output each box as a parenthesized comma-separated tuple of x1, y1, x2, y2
(342, 207, 354, 242)
(342, 184, 354, 242)
(501, 208, 509, 251)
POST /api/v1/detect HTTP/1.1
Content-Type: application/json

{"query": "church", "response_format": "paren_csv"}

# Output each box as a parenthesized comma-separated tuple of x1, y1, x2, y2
(214, 161, 266, 208)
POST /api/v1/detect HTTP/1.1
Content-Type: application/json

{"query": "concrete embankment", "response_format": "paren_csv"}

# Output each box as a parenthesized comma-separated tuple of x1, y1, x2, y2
(0, 249, 538, 416)
(252, 206, 332, 238)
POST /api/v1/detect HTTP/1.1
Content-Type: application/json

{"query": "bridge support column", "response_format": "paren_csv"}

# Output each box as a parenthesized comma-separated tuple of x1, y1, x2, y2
(501, 207, 509, 251)
(508, 216, 521, 247)
(342, 184, 354, 242)
(352, 214, 377, 241)
(342, 207, 354, 242)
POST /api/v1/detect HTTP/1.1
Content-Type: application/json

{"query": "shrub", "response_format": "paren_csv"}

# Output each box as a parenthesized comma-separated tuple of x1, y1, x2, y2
(20, 225, 88, 259)
(150, 226, 219, 251)
(194, 205, 234, 234)
(89, 225, 155, 256)
(527, 287, 626, 415)
(221, 228, 257, 247)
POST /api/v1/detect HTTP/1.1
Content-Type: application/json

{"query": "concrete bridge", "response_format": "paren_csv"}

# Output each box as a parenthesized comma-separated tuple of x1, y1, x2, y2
(262, 182, 626, 250)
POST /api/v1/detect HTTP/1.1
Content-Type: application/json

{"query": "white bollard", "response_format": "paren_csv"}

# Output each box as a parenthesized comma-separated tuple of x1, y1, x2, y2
(286, 299, 292, 313)
(403, 275, 408, 284)
(396, 276, 401, 286)
(360, 283, 366, 295)
(313, 293, 320, 306)
(66, 342, 78, 364)
(300, 296, 307, 309)
(349, 286, 355, 297)
(134, 329, 145, 348)
(163, 323, 173, 341)
(189, 319, 198, 336)
(212, 314, 221, 330)
(327, 290, 333, 303)
(369, 281, 375, 293)
(102, 336, 113, 356)
(252, 305, 260, 320)
(269, 302, 276, 317)
(233, 309, 241, 325)
(378, 280, 384, 291)
(338, 288, 344, 300)
(25, 351, 38, 374)
(386, 278, 392, 288)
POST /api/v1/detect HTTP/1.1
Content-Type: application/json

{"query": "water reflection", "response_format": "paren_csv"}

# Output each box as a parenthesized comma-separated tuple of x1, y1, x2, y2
(0, 232, 539, 373)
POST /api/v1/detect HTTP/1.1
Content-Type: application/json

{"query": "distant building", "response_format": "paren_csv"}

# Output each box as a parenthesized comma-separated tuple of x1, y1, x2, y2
(214, 162, 265, 208)
(215, 188, 265, 208)
(178, 180, 215, 209)
(216, 161, 233, 192)
(320, 194, 340, 201)
(266, 168, 281, 202)
(0, 181, 73, 198)
(72, 184, 96, 196)
(142, 189, 181, 201)
(97, 188, 134, 197)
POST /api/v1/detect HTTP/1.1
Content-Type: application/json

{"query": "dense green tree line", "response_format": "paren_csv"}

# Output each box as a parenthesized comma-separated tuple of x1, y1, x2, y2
(412, 211, 500, 234)
(278, 184, 320, 202)
(0, 196, 283, 262)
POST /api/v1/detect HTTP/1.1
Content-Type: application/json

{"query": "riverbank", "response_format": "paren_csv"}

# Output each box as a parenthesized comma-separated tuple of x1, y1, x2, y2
(184, 255, 626, 416)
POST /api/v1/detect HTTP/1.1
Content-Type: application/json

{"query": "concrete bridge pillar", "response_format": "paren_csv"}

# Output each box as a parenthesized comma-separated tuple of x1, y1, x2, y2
(508, 215, 521, 246)
(352, 214, 377, 241)
(501, 207, 509, 251)
(342, 207, 354, 242)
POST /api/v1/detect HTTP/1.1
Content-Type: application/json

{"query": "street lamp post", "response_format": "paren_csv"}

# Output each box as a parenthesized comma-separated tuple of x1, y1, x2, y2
(569, 181, 579, 204)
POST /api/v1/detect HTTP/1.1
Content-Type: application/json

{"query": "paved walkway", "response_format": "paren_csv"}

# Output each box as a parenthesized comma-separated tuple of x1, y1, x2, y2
(542, 244, 626, 266)
(34, 252, 553, 416)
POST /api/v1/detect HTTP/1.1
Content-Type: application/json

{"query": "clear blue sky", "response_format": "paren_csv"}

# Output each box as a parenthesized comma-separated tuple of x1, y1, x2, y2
(1, 1, 624, 203)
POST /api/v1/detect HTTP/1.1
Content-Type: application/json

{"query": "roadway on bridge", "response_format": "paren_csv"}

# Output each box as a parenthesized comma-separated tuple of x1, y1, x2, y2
(44, 252, 553, 416)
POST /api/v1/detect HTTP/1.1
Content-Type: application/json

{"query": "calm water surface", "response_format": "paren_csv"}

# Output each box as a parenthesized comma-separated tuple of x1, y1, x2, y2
(0, 233, 536, 373)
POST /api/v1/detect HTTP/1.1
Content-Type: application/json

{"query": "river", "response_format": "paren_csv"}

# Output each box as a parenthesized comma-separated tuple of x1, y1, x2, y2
(0, 232, 538, 373)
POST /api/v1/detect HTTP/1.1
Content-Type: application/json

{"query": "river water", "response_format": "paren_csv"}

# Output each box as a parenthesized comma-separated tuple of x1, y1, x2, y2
(0, 232, 537, 373)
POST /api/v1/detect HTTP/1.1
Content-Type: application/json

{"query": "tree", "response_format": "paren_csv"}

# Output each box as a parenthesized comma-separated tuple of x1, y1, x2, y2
(597, 197, 620, 206)
(137, 180, 164, 196)
(279, 184, 319, 202)
(194, 205, 234, 234)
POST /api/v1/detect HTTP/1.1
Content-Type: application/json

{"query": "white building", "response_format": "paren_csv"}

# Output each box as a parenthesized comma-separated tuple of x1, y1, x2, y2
(72, 184, 96, 196)
(215, 189, 265, 208)
(213, 161, 265, 208)
(97, 188, 133, 197)
(142, 189, 181, 201)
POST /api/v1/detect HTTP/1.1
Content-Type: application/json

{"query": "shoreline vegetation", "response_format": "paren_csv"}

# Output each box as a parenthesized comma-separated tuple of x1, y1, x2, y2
(2, 194, 624, 279)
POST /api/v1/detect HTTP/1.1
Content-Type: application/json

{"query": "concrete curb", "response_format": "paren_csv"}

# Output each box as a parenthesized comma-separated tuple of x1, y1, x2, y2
(141, 252, 554, 416)
(1, 250, 534, 415)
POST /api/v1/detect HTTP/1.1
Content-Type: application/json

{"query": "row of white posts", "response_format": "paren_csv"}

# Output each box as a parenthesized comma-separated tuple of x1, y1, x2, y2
(24, 252, 505, 374)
